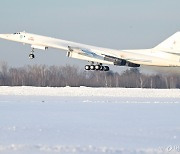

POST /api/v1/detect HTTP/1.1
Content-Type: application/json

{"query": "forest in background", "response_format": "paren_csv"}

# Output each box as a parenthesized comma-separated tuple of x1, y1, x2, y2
(0, 62, 180, 89)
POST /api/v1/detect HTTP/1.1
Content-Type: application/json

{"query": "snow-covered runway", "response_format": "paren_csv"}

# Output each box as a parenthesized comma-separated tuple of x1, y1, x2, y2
(0, 87, 180, 154)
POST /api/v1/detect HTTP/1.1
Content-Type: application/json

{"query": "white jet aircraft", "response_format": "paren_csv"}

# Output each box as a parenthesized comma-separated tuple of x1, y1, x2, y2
(0, 31, 180, 71)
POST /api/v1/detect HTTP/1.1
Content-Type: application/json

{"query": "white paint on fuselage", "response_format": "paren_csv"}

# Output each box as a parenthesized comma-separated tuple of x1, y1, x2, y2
(1, 32, 180, 69)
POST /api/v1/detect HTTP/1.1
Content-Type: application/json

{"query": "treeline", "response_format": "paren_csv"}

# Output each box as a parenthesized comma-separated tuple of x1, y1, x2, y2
(0, 62, 180, 88)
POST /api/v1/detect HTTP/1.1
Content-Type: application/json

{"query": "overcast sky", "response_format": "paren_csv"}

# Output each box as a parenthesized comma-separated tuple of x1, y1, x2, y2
(0, 0, 180, 72)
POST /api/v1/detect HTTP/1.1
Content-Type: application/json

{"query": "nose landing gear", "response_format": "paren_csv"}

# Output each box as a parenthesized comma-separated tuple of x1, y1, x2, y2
(29, 48, 35, 59)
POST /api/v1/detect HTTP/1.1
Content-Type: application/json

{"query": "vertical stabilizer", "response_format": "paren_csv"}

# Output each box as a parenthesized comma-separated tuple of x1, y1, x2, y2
(154, 32, 180, 51)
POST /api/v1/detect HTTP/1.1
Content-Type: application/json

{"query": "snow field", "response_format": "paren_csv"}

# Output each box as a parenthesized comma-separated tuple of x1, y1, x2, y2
(0, 86, 180, 98)
(0, 87, 180, 154)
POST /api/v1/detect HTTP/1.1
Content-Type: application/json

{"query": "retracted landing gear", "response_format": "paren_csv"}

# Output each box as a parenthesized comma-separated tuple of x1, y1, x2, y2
(85, 64, 109, 71)
(29, 48, 35, 59)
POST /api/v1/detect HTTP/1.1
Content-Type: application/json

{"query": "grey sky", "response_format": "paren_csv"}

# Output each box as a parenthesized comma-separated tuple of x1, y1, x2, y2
(0, 0, 180, 72)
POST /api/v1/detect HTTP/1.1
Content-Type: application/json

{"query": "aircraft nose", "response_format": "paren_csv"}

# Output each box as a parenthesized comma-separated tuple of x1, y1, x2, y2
(0, 34, 10, 39)
(0, 34, 7, 38)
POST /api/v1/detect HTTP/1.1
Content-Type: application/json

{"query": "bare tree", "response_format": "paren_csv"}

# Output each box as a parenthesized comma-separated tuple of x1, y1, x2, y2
(0, 61, 180, 88)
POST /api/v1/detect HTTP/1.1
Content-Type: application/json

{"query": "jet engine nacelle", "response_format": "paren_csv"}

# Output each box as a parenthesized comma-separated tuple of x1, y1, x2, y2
(127, 62, 140, 67)
(104, 55, 126, 66)
(114, 60, 126, 66)
(66, 51, 113, 65)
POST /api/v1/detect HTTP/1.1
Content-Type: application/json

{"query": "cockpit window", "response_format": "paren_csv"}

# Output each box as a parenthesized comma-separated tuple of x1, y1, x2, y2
(13, 32, 21, 35)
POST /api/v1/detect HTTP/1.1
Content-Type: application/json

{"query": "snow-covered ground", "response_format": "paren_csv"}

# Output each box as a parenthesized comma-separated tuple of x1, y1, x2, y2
(0, 86, 180, 98)
(0, 87, 180, 154)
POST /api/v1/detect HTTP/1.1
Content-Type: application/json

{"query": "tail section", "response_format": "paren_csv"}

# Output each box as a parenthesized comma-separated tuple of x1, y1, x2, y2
(154, 32, 180, 52)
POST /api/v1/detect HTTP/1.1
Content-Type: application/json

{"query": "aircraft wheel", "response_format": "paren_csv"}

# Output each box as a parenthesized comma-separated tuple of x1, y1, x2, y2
(103, 66, 109, 71)
(95, 65, 101, 70)
(90, 65, 95, 70)
(29, 54, 35, 59)
(85, 65, 90, 70)
(99, 66, 104, 71)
